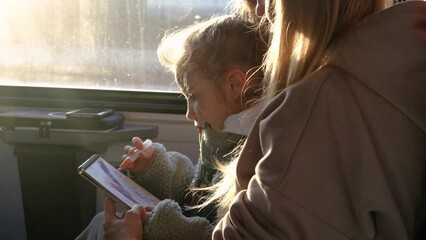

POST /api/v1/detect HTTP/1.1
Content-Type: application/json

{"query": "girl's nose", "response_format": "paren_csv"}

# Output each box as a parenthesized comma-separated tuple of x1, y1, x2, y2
(186, 102, 196, 121)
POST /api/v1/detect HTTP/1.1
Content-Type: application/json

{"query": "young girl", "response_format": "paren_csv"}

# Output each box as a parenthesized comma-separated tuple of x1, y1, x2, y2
(78, 13, 268, 240)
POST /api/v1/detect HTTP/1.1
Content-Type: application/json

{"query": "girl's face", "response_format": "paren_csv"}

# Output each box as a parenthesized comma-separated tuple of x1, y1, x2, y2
(183, 70, 242, 133)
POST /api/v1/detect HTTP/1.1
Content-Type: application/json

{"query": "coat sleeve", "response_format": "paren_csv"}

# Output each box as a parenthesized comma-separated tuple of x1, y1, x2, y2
(131, 142, 196, 205)
(213, 183, 352, 240)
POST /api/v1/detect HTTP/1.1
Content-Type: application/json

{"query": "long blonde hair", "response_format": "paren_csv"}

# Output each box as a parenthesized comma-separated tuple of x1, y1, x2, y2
(263, 0, 392, 99)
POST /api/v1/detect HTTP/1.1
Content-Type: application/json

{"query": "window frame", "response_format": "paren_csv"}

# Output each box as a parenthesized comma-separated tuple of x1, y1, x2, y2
(0, 86, 186, 114)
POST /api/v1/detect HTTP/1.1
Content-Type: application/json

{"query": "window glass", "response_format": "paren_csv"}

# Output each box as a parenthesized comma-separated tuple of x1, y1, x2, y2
(0, 0, 230, 92)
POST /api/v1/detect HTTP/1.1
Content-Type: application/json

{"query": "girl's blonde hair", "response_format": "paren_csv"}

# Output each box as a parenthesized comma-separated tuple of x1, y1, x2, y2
(263, 0, 393, 99)
(157, 14, 268, 104)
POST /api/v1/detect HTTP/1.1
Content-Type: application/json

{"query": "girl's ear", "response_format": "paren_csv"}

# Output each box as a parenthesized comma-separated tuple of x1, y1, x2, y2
(225, 67, 246, 101)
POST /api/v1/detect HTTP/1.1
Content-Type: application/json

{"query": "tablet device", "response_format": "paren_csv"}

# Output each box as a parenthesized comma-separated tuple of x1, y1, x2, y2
(78, 154, 160, 209)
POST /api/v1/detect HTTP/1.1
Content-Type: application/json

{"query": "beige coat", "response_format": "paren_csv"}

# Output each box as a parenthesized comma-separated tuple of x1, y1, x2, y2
(214, 2, 426, 240)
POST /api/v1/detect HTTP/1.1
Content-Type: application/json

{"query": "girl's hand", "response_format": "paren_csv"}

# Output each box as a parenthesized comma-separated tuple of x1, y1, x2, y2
(104, 197, 151, 240)
(119, 137, 155, 173)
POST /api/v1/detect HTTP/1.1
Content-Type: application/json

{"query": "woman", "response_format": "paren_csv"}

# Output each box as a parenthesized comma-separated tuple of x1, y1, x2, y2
(213, 0, 426, 239)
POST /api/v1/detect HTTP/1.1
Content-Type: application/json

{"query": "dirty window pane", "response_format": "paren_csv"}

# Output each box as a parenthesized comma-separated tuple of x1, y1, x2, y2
(0, 0, 229, 92)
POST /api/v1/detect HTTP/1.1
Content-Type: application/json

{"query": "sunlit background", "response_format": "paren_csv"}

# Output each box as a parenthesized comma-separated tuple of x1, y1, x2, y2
(0, 0, 229, 92)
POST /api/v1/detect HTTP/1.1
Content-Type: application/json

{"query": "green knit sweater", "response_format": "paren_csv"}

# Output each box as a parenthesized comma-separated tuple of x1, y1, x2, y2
(131, 124, 244, 240)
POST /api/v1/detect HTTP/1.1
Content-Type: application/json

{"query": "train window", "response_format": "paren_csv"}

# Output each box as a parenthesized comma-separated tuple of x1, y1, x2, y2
(0, 0, 232, 93)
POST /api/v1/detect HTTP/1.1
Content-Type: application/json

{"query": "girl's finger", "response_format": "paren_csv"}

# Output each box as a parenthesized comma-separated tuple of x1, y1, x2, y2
(123, 145, 133, 152)
(104, 197, 117, 224)
(127, 147, 137, 156)
(145, 206, 155, 212)
(125, 204, 145, 222)
(132, 137, 144, 150)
